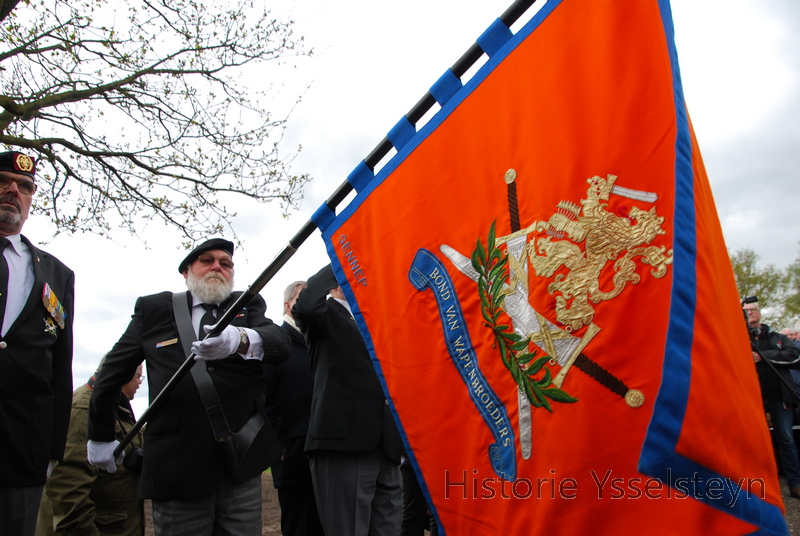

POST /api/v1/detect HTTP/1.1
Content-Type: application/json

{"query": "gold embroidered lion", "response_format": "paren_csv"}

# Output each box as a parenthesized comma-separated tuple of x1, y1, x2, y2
(528, 174, 673, 331)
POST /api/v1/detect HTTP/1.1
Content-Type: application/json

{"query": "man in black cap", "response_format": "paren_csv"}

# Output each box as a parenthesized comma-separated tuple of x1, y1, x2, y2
(87, 238, 291, 536)
(0, 151, 75, 536)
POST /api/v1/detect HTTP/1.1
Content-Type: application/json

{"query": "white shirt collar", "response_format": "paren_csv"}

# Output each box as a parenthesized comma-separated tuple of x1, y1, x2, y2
(283, 313, 298, 330)
(2, 233, 23, 256)
(333, 296, 352, 317)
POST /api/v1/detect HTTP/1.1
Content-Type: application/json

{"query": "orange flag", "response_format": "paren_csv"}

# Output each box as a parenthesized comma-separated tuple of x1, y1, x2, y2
(311, 0, 787, 533)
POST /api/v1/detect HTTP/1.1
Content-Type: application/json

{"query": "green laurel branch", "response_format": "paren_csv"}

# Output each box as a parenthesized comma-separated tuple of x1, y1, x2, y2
(472, 221, 578, 413)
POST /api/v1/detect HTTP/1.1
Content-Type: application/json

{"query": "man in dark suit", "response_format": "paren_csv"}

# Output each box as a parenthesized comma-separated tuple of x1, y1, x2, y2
(87, 238, 290, 536)
(0, 151, 75, 536)
(263, 280, 324, 536)
(293, 264, 403, 536)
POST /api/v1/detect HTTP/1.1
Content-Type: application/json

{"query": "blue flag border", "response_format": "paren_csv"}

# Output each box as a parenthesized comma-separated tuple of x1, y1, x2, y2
(315, 1, 787, 533)
(638, 2, 787, 535)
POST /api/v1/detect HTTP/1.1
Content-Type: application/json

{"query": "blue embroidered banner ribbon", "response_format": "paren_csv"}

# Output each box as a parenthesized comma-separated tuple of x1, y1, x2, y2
(409, 248, 516, 481)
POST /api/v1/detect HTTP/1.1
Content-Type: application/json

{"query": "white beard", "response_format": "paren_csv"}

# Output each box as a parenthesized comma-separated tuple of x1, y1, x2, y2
(186, 270, 234, 305)
(0, 206, 21, 224)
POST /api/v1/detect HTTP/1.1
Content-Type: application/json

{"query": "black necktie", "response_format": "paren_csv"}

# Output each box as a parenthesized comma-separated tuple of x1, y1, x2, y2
(198, 303, 216, 340)
(0, 237, 10, 334)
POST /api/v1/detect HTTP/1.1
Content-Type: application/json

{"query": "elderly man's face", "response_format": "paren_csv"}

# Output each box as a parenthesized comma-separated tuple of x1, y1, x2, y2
(184, 250, 234, 283)
(183, 249, 235, 305)
(0, 171, 34, 236)
(121, 364, 144, 401)
(743, 303, 761, 328)
(781, 329, 799, 341)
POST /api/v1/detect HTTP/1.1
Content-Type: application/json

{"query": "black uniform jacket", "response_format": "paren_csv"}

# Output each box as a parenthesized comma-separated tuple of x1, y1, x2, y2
(0, 236, 74, 487)
(293, 265, 402, 462)
(263, 321, 314, 487)
(755, 324, 800, 404)
(88, 290, 290, 500)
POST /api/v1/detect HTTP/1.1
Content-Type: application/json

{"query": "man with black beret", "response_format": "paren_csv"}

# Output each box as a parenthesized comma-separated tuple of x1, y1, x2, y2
(0, 151, 75, 536)
(87, 238, 291, 535)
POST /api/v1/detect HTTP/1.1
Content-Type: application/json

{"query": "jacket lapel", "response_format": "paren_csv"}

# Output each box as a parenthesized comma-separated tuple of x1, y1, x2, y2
(329, 299, 356, 324)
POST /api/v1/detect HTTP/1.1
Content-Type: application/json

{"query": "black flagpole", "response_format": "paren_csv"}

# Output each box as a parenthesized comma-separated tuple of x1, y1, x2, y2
(115, 0, 539, 457)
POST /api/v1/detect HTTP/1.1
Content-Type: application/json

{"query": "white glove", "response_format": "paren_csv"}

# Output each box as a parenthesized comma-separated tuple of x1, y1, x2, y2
(87, 439, 124, 473)
(192, 324, 239, 361)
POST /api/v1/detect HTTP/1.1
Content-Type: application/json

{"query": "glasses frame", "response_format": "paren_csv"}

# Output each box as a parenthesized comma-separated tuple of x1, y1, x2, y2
(0, 175, 37, 195)
(196, 253, 234, 271)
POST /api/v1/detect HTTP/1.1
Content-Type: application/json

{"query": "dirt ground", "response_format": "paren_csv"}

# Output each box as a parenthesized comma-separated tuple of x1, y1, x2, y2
(781, 477, 800, 535)
(143, 473, 800, 535)
(260, 472, 282, 536)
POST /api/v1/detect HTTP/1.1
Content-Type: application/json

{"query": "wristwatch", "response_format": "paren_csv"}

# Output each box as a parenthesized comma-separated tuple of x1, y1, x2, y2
(236, 327, 249, 354)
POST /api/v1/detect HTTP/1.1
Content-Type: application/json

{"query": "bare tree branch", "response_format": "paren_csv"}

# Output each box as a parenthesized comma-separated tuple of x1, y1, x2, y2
(0, 0, 312, 241)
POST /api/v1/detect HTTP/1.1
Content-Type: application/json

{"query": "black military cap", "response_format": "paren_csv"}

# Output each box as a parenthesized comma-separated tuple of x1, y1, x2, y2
(178, 238, 234, 273)
(0, 151, 36, 180)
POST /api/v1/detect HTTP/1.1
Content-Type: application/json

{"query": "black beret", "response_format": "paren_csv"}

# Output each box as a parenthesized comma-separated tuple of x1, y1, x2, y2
(0, 151, 36, 179)
(178, 238, 234, 273)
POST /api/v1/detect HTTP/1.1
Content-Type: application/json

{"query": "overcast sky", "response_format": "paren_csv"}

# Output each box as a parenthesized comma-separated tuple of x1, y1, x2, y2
(22, 0, 800, 414)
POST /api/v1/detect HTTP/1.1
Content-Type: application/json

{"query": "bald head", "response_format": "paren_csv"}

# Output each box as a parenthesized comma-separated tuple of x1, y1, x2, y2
(780, 328, 799, 341)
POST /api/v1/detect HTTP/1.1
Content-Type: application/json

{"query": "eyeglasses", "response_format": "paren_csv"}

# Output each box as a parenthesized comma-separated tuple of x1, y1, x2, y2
(0, 175, 37, 195)
(197, 254, 234, 271)
(134, 373, 145, 384)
